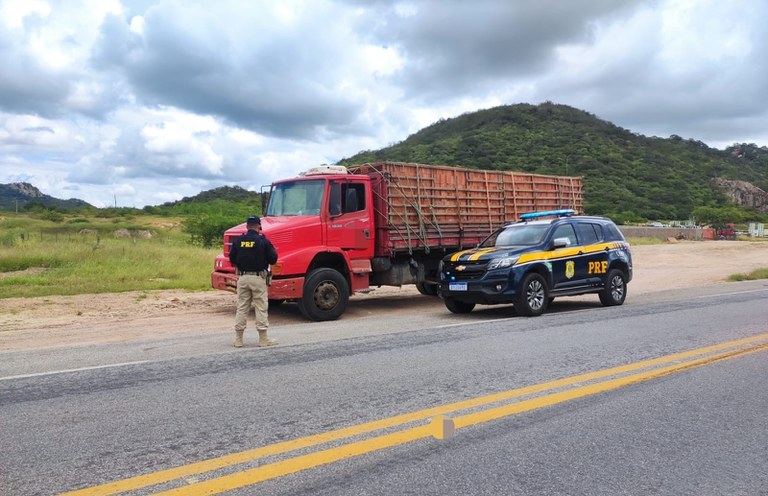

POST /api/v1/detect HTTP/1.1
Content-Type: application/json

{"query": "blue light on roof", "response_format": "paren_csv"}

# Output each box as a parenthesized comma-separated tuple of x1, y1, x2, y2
(520, 209, 575, 220)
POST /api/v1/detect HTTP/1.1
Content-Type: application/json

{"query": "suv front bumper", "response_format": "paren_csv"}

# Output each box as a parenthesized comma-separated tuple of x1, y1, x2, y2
(439, 272, 520, 305)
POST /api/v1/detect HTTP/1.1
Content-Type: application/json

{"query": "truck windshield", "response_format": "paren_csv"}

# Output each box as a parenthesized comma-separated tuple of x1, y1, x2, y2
(480, 223, 550, 247)
(266, 179, 325, 216)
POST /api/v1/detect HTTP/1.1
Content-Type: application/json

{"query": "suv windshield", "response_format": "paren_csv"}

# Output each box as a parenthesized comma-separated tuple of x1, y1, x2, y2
(480, 223, 550, 248)
(266, 179, 324, 216)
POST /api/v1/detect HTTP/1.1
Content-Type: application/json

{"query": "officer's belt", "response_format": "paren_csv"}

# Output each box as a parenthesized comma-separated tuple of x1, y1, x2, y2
(240, 271, 266, 276)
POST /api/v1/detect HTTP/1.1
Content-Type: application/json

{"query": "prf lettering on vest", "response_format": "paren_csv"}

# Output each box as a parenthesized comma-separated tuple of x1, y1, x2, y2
(588, 261, 608, 274)
(241, 241, 255, 248)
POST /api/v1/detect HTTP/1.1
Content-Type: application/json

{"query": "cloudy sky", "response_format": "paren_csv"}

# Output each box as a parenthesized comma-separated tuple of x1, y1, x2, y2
(1, 0, 766, 208)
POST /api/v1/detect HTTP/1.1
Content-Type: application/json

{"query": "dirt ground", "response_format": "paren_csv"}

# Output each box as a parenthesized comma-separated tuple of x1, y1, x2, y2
(1, 240, 766, 351)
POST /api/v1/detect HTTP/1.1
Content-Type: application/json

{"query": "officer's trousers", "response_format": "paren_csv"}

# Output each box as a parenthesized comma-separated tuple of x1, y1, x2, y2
(234, 273, 269, 331)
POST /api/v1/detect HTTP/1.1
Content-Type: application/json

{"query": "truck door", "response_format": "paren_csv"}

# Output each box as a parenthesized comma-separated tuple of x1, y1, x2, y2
(325, 180, 373, 255)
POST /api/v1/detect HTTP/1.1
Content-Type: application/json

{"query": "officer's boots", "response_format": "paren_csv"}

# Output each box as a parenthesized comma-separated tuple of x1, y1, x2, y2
(233, 330, 244, 348)
(258, 329, 278, 347)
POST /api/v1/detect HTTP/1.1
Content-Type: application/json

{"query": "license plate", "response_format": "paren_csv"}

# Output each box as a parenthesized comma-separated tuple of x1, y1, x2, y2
(449, 282, 467, 291)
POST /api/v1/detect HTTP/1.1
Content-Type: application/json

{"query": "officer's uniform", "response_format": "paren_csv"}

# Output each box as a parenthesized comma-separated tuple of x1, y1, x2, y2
(229, 216, 278, 347)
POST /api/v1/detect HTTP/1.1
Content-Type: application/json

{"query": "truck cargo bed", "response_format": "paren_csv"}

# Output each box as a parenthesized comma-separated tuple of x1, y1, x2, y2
(348, 162, 583, 257)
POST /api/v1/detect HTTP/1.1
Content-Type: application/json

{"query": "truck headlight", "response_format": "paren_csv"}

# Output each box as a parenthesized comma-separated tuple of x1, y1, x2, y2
(487, 256, 518, 270)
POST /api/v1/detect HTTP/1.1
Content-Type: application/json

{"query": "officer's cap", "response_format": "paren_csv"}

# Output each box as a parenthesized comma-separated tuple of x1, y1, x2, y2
(246, 215, 261, 226)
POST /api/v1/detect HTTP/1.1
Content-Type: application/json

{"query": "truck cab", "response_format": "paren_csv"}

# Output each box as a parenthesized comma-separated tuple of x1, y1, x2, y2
(211, 166, 374, 321)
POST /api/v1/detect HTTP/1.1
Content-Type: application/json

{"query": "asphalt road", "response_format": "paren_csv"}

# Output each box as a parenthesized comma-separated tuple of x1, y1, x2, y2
(1, 281, 767, 496)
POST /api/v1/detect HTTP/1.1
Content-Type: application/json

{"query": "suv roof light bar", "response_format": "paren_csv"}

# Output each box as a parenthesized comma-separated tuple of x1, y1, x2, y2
(519, 209, 575, 221)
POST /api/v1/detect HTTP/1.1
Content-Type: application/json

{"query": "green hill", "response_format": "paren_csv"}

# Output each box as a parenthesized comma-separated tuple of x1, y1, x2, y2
(339, 102, 768, 221)
(160, 185, 260, 206)
(143, 185, 262, 218)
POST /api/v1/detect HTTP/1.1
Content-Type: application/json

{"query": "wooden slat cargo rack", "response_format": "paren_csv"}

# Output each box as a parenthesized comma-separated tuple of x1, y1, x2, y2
(347, 162, 584, 256)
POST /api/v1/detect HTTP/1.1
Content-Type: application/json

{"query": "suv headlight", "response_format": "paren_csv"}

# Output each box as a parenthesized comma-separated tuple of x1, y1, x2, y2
(487, 256, 518, 270)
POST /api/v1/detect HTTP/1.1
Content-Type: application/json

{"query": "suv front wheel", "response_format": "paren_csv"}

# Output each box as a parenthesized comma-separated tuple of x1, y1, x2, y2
(515, 272, 549, 316)
(444, 297, 476, 314)
(599, 268, 627, 306)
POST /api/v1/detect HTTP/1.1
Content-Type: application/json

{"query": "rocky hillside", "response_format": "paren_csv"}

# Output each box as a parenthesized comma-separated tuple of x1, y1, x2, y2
(0, 182, 93, 211)
(712, 178, 768, 212)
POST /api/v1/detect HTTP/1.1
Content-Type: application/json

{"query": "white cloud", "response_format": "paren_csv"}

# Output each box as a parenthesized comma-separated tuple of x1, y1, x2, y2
(0, 113, 86, 152)
(139, 109, 223, 176)
(1, 0, 767, 207)
(1, 0, 50, 29)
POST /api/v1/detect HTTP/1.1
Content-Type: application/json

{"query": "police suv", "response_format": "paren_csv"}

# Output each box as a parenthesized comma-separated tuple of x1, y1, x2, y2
(438, 210, 633, 316)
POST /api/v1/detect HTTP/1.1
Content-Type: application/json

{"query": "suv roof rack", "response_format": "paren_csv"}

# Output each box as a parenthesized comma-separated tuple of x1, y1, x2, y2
(519, 209, 576, 221)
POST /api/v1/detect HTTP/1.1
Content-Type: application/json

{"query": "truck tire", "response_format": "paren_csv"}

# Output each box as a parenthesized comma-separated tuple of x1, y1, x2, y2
(299, 268, 350, 321)
(444, 297, 475, 314)
(599, 269, 627, 306)
(514, 272, 548, 316)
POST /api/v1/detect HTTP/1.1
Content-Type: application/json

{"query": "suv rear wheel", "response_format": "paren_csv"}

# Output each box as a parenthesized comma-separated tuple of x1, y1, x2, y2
(515, 273, 549, 316)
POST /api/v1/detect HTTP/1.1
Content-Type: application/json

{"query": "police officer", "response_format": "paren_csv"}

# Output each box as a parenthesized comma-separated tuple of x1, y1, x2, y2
(229, 215, 278, 348)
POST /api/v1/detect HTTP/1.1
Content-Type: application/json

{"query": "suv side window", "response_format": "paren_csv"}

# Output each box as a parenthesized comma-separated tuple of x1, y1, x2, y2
(576, 222, 602, 245)
(604, 222, 625, 241)
(551, 223, 578, 247)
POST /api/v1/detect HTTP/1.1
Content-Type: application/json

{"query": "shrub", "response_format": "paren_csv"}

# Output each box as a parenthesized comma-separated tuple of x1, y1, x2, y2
(183, 214, 243, 247)
(0, 228, 25, 247)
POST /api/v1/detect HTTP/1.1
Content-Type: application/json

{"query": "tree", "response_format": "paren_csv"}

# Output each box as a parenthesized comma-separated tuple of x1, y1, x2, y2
(692, 206, 741, 229)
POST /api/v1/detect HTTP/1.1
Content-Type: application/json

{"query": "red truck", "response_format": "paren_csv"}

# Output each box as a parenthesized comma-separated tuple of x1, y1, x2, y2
(211, 162, 584, 321)
(718, 223, 736, 239)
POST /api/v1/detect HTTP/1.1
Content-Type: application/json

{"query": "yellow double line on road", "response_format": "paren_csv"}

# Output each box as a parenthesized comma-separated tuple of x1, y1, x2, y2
(62, 333, 768, 496)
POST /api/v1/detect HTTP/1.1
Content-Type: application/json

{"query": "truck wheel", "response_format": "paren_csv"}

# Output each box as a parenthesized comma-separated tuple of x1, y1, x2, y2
(515, 273, 548, 316)
(299, 268, 349, 321)
(416, 281, 438, 296)
(444, 297, 475, 314)
(599, 269, 627, 306)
